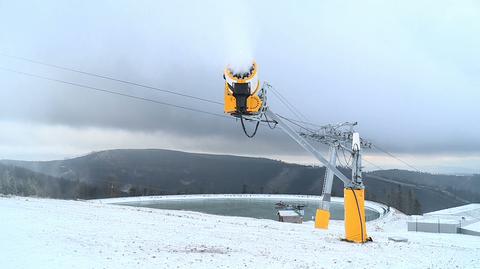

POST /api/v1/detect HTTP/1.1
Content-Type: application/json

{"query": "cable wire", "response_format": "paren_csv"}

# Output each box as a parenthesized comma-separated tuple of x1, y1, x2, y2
(0, 66, 287, 134)
(0, 53, 332, 131)
(270, 88, 309, 122)
(240, 115, 260, 138)
(336, 152, 347, 168)
(0, 52, 223, 106)
(371, 144, 421, 172)
(280, 117, 324, 128)
(263, 113, 278, 130)
(340, 148, 352, 168)
(362, 158, 384, 171)
(0, 52, 330, 130)
(275, 113, 316, 134)
(0, 66, 230, 119)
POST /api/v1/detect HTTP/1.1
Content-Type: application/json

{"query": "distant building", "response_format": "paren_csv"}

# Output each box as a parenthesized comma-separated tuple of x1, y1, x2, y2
(407, 204, 480, 236)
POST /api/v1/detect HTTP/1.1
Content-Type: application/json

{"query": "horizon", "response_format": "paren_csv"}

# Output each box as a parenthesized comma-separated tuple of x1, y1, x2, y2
(2, 147, 477, 176)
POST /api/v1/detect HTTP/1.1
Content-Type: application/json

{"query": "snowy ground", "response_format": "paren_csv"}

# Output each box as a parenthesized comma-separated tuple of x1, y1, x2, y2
(1, 195, 479, 269)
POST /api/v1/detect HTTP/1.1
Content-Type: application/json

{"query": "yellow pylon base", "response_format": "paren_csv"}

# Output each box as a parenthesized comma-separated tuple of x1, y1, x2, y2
(314, 209, 330, 229)
(344, 188, 370, 243)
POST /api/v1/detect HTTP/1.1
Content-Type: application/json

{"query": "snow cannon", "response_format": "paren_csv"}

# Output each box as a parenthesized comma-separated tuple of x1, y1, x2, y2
(224, 61, 263, 116)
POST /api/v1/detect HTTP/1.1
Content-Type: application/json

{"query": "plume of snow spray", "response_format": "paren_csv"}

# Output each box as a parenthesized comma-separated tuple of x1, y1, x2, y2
(226, 48, 254, 75)
(221, 1, 256, 74)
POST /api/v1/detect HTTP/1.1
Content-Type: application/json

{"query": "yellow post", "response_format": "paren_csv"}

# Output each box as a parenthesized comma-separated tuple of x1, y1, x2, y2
(344, 188, 369, 243)
(314, 209, 330, 229)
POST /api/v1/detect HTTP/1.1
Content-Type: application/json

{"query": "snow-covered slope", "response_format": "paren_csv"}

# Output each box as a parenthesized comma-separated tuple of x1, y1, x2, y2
(1, 196, 478, 268)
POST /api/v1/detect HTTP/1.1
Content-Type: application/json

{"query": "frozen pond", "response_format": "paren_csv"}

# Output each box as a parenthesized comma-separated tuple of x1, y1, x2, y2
(116, 195, 381, 221)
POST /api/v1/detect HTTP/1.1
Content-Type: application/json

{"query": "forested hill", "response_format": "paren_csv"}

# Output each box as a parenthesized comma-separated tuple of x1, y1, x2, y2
(1, 149, 478, 214)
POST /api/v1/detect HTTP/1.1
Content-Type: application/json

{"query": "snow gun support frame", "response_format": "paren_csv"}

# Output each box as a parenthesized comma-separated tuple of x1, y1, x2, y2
(223, 62, 372, 243)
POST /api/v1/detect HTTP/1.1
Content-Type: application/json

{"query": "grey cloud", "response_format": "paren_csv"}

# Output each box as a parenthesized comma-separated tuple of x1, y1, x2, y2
(0, 0, 479, 161)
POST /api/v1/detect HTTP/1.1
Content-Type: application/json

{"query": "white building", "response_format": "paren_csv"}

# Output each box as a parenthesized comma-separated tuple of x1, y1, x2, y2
(407, 204, 480, 236)
(277, 210, 303, 223)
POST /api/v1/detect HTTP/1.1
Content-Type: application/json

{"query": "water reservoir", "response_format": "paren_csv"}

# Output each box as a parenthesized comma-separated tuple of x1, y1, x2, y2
(110, 194, 382, 221)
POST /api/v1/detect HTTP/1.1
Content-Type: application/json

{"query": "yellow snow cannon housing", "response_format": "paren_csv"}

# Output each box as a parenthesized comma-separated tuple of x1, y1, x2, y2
(224, 62, 262, 116)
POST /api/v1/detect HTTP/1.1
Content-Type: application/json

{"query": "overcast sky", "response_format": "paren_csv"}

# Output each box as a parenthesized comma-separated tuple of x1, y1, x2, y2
(0, 0, 479, 174)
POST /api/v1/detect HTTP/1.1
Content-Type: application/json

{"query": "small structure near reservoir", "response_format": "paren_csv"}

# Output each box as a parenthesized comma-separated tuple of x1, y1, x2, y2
(278, 210, 303, 223)
(276, 202, 305, 224)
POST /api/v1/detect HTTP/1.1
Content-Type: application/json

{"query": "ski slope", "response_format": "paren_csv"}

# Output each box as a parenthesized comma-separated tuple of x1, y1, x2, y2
(1, 195, 478, 268)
